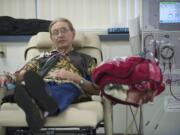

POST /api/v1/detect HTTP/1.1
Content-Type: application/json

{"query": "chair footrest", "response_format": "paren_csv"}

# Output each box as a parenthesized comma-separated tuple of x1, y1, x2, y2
(0, 101, 103, 128)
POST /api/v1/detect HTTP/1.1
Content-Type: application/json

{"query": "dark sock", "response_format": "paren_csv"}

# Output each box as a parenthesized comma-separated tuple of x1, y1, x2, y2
(23, 70, 59, 114)
(14, 84, 45, 133)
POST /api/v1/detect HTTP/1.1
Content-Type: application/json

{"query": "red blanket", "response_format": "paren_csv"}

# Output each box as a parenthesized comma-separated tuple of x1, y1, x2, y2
(92, 56, 165, 106)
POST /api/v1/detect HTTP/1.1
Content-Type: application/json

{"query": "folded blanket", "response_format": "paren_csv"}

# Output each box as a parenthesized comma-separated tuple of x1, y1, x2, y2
(92, 56, 165, 106)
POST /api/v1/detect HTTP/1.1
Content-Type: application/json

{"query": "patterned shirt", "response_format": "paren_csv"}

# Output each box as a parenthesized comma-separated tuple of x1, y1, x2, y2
(21, 50, 97, 89)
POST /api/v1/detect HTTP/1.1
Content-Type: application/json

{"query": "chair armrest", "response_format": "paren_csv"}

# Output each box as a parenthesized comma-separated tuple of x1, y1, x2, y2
(103, 97, 113, 135)
(0, 88, 6, 105)
(91, 95, 102, 102)
(0, 88, 8, 135)
(91, 95, 113, 135)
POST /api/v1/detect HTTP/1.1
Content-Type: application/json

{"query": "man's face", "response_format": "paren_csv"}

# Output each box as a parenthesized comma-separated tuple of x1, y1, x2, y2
(50, 21, 75, 51)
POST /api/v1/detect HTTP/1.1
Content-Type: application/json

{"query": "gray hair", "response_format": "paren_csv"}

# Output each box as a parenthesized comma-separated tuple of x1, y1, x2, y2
(49, 18, 75, 35)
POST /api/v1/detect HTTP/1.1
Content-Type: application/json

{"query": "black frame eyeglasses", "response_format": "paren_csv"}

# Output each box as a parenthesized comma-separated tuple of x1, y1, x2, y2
(52, 27, 70, 36)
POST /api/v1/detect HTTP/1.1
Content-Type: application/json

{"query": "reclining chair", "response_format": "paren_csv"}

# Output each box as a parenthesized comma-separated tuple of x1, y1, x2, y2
(0, 32, 113, 135)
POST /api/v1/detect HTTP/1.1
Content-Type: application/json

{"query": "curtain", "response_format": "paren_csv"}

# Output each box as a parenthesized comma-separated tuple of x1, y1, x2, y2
(0, 0, 141, 31)
(0, 0, 36, 18)
(37, 0, 141, 30)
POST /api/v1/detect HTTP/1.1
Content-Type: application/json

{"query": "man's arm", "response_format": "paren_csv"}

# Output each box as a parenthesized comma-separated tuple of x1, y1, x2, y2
(77, 78, 100, 95)
(50, 69, 100, 95)
(0, 69, 27, 87)
(14, 69, 27, 82)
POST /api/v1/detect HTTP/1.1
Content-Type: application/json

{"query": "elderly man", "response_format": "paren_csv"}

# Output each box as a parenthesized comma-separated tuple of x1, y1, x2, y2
(0, 18, 99, 132)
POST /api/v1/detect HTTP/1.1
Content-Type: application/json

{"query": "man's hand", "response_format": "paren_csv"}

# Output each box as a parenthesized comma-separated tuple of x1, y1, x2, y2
(50, 69, 81, 83)
(50, 69, 100, 95)
(0, 75, 8, 87)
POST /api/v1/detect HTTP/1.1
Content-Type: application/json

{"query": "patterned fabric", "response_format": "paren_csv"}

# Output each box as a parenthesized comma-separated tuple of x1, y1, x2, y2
(45, 82, 81, 112)
(92, 56, 165, 107)
(22, 50, 97, 91)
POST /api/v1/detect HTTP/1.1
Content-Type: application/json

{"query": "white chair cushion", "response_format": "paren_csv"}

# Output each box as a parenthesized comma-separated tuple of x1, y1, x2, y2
(25, 32, 102, 63)
(0, 101, 103, 127)
(34, 32, 87, 49)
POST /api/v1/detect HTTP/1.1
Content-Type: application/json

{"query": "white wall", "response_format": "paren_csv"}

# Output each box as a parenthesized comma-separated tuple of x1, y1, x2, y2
(0, 43, 26, 74)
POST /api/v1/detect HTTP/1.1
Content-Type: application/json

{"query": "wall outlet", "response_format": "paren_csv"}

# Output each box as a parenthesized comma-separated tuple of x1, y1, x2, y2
(0, 45, 6, 57)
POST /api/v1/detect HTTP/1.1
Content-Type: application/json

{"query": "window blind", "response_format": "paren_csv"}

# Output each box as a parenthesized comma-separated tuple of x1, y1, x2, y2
(0, 0, 141, 32)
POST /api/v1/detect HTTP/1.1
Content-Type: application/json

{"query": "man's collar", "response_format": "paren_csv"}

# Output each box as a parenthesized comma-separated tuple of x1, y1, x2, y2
(50, 48, 74, 56)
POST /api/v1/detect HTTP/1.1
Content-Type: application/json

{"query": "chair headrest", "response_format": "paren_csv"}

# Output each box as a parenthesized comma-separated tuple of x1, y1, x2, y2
(35, 32, 87, 49)
(36, 32, 53, 48)
(26, 31, 102, 63)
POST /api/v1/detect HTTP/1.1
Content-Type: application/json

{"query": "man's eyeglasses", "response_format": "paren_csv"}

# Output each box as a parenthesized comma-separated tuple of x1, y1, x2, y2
(51, 27, 70, 36)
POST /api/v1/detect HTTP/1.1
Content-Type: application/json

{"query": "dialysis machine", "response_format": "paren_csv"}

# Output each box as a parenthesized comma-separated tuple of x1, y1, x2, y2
(142, 0, 180, 135)
(142, 0, 180, 87)
(142, 0, 180, 70)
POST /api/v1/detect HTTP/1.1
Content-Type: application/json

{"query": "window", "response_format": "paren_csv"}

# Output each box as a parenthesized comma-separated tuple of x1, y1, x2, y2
(0, 0, 141, 32)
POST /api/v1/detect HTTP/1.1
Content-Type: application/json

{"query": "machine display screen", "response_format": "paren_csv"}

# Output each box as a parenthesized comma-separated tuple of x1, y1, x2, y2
(160, 2, 180, 23)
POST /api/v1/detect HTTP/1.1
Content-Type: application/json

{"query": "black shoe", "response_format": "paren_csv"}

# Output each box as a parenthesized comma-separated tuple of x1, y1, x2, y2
(23, 70, 59, 114)
(14, 84, 45, 133)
